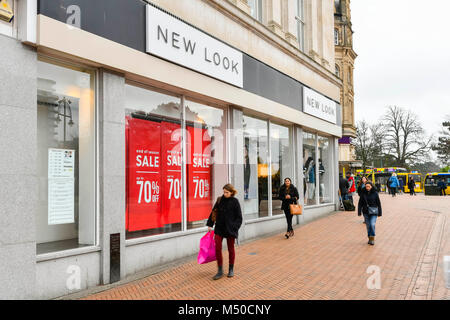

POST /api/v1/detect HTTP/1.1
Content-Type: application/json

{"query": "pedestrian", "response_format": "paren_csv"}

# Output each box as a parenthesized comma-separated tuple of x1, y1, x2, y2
(398, 178, 404, 194)
(357, 176, 368, 224)
(438, 179, 447, 196)
(358, 181, 382, 245)
(346, 171, 356, 205)
(279, 178, 300, 239)
(207, 184, 243, 280)
(388, 173, 400, 197)
(339, 173, 349, 200)
(408, 177, 416, 196)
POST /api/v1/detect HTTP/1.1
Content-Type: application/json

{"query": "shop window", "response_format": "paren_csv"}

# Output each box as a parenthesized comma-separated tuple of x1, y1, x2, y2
(36, 59, 96, 254)
(243, 115, 269, 220)
(125, 84, 182, 239)
(303, 132, 317, 206)
(185, 100, 227, 230)
(270, 123, 293, 216)
(318, 136, 332, 204)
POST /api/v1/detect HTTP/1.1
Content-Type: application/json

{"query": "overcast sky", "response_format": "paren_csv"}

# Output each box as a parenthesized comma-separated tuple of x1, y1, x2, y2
(351, 0, 450, 136)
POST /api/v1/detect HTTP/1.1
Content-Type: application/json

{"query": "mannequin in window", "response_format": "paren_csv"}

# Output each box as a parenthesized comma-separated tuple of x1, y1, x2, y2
(319, 159, 325, 200)
(304, 156, 315, 204)
(244, 144, 250, 200)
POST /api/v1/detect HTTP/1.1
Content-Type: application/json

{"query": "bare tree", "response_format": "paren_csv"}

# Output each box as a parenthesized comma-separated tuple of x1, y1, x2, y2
(431, 116, 450, 166)
(382, 106, 432, 167)
(354, 120, 383, 171)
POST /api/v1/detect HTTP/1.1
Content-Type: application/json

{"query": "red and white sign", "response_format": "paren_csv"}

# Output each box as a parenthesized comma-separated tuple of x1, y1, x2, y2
(126, 118, 213, 232)
(187, 125, 212, 222)
(161, 121, 183, 226)
(126, 117, 162, 231)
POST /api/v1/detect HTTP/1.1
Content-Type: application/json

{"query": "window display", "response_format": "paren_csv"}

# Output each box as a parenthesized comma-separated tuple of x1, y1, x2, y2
(36, 59, 96, 254)
(270, 123, 293, 216)
(243, 115, 269, 219)
(303, 132, 317, 206)
(318, 136, 332, 204)
(125, 84, 182, 238)
(185, 100, 227, 230)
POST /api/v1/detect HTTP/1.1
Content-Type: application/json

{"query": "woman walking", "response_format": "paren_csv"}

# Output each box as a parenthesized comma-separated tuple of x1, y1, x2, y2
(388, 173, 400, 197)
(358, 181, 382, 245)
(207, 184, 243, 280)
(279, 178, 300, 239)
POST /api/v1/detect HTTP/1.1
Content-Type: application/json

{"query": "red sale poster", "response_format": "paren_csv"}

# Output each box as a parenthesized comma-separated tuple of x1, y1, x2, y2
(126, 118, 162, 231)
(187, 125, 212, 222)
(161, 121, 182, 225)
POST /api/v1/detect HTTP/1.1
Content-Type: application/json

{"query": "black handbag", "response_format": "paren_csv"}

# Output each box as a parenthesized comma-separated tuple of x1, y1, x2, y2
(363, 194, 379, 216)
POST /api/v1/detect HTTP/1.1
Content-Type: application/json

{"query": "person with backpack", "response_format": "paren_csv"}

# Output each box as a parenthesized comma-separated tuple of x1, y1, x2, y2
(388, 173, 400, 197)
(358, 181, 382, 245)
(207, 184, 243, 280)
(279, 178, 300, 239)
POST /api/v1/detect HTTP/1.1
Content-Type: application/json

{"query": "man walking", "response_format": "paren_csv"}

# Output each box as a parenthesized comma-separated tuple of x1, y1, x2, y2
(408, 177, 416, 196)
(346, 171, 356, 205)
(438, 179, 447, 196)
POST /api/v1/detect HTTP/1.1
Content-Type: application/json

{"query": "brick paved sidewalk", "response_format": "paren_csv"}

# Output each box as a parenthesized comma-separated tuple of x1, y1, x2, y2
(83, 194, 449, 300)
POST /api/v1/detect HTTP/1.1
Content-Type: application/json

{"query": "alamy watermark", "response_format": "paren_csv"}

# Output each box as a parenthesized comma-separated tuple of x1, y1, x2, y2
(366, 265, 381, 290)
(66, 265, 81, 291)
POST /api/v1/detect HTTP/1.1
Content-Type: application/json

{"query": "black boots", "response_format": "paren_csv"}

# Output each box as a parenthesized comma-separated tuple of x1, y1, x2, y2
(213, 266, 224, 280)
(227, 265, 234, 278)
(213, 265, 235, 279)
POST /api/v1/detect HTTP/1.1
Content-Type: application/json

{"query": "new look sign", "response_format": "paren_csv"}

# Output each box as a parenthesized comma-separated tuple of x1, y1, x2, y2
(303, 87, 337, 124)
(146, 5, 243, 88)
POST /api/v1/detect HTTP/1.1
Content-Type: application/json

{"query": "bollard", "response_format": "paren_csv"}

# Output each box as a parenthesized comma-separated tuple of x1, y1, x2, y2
(444, 256, 450, 289)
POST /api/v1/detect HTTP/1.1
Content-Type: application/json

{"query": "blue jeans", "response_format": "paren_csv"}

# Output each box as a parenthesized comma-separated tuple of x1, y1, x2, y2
(363, 213, 377, 237)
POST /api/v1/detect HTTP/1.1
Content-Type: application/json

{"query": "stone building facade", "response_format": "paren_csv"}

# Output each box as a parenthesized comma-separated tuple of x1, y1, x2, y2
(0, 0, 342, 299)
(334, 0, 359, 173)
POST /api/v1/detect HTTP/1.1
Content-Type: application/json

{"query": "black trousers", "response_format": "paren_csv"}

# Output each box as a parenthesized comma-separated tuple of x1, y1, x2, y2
(440, 188, 447, 196)
(284, 207, 293, 232)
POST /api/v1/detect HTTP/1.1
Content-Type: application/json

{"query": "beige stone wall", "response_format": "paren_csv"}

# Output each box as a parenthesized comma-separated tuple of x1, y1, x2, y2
(149, 0, 340, 101)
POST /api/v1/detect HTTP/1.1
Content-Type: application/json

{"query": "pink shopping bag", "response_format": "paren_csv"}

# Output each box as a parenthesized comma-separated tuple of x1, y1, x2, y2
(197, 231, 216, 264)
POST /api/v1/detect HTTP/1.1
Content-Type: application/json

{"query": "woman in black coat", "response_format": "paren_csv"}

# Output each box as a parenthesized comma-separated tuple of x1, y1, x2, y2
(358, 181, 382, 245)
(207, 184, 243, 280)
(279, 178, 300, 239)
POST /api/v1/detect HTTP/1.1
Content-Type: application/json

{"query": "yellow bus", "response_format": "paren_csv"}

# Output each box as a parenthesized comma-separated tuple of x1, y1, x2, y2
(397, 172, 423, 193)
(424, 173, 450, 196)
(355, 167, 407, 193)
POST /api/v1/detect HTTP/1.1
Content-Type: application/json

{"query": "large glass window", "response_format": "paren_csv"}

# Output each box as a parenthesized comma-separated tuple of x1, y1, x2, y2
(124, 85, 227, 239)
(243, 115, 269, 219)
(270, 123, 293, 216)
(185, 100, 227, 230)
(125, 84, 182, 239)
(303, 132, 317, 206)
(318, 136, 332, 204)
(36, 59, 96, 254)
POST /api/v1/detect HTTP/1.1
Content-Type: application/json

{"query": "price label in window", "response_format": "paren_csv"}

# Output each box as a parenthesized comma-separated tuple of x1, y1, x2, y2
(48, 148, 75, 225)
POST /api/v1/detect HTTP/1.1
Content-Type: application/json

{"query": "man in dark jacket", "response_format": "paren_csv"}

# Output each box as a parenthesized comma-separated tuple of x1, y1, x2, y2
(438, 179, 447, 196)
(408, 178, 416, 196)
(339, 174, 349, 200)
(358, 181, 382, 245)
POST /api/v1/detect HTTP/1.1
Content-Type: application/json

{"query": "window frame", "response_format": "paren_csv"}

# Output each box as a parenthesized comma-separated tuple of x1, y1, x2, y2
(36, 55, 99, 256)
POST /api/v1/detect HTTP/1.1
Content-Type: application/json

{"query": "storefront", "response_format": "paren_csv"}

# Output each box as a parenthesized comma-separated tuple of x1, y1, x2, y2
(0, 0, 342, 299)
